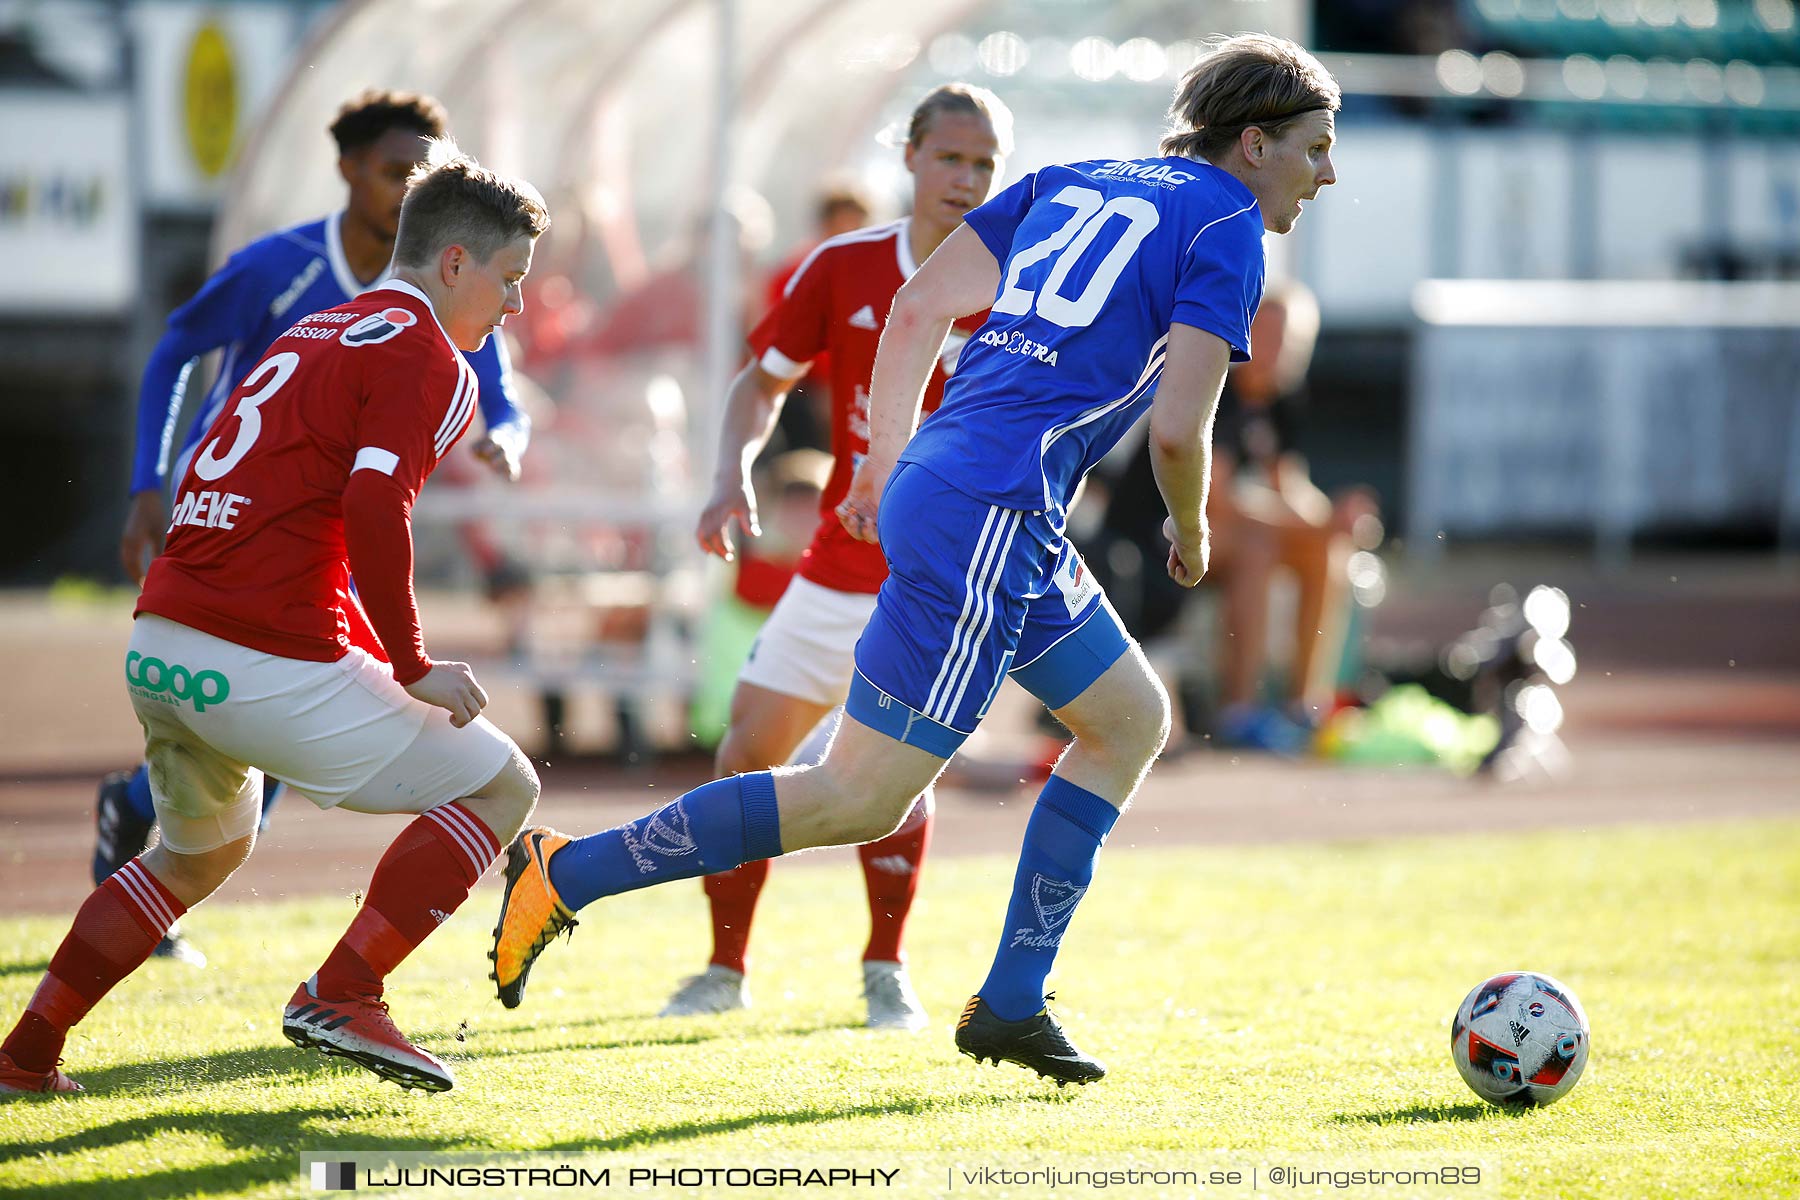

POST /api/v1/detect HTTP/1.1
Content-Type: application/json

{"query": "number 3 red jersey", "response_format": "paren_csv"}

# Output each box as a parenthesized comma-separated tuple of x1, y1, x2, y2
(136, 281, 476, 683)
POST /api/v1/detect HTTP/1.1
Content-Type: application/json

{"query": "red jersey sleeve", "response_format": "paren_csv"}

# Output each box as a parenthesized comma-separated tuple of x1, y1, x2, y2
(747, 249, 832, 379)
(341, 347, 476, 685)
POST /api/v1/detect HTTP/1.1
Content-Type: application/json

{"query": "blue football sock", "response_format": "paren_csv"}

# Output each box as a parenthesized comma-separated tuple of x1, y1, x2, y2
(548, 772, 782, 912)
(125, 764, 157, 822)
(979, 775, 1120, 1021)
(259, 776, 284, 833)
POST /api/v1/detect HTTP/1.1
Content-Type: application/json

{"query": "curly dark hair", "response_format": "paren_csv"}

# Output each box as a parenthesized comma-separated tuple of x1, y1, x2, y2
(329, 89, 448, 155)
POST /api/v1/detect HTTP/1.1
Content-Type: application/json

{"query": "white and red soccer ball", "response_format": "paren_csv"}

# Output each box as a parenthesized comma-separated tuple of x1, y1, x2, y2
(1451, 971, 1589, 1107)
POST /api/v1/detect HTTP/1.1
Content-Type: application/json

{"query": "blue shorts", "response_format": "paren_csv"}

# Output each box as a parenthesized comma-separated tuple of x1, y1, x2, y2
(848, 463, 1132, 757)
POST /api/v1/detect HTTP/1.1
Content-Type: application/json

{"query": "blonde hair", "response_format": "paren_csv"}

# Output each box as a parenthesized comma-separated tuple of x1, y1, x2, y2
(1161, 34, 1340, 163)
(392, 138, 550, 268)
(908, 82, 1015, 158)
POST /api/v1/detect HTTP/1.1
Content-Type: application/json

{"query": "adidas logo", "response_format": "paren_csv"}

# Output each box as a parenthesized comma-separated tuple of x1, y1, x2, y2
(848, 305, 879, 331)
(1509, 1019, 1532, 1047)
(430, 909, 452, 925)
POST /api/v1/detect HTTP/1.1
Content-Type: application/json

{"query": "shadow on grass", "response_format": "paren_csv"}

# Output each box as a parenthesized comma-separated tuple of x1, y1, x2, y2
(55, 1045, 319, 1096)
(470, 1015, 849, 1057)
(0, 1097, 464, 1200)
(546, 1090, 1033, 1153)
(0, 958, 50, 979)
(1334, 1102, 1510, 1125)
(4, 1049, 1067, 1194)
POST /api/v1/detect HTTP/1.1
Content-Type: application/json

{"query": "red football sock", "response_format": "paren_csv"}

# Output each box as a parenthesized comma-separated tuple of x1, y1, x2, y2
(859, 793, 933, 964)
(313, 802, 500, 1001)
(3, 859, 185, 1073)
(702, 859, 770, 974)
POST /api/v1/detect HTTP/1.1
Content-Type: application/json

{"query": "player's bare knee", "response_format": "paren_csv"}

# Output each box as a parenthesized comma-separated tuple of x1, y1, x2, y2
(1065, 673, 1170, 771)
(143, 834, 251, 902)
(462, 744, 539, 841)
(840, 789, 918, 845)
(1145, 675, 1174, 758)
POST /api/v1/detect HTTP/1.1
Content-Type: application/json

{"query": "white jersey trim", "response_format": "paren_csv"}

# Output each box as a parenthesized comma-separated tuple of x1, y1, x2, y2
(1183, 201, 1258, 258)
(366, 279, 478, 461)
(924, 505, 1021, 724)
(1035, 333, 1170, 511)
(353, 447, 400, 476)
(432, 361, 476, 459)
(781, 220, 910, 299)
(895, 222, 919, 279)
(760, 345, 809, 381)
(325, 211, 373, 300)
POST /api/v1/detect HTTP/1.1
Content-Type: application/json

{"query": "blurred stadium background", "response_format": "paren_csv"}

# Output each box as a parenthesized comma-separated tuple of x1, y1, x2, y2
(2, 0, 1798, 870)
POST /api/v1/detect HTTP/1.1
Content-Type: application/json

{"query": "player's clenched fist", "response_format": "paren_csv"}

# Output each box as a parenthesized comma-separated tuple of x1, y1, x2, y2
(404, 661, 489, 728)
(1162, 516, 1210, 588)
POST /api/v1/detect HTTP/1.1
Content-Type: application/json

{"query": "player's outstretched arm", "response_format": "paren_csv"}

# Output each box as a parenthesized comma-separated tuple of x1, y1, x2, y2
(1150, 323, 1234, 587)
(838, 225, 999, 543)
(697, 362, 798, 561)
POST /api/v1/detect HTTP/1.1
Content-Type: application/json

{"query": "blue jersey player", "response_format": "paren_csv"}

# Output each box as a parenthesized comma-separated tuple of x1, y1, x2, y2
(99, 90, 532, 967)
(489, 34, 1339, 1086)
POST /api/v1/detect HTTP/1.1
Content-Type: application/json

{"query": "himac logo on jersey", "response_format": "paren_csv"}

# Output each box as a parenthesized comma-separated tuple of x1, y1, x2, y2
(620, 802, 699, 874)
(1092, 160, 1197, 189)
(340, 307, 418, 347)
(1009, 874, 1087, 950)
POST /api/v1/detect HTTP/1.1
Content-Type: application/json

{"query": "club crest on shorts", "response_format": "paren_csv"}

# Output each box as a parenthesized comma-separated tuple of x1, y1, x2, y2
(1009, 874, 1086, 950)
(340, 307, 418, 346)
(620, 802, 698, 874)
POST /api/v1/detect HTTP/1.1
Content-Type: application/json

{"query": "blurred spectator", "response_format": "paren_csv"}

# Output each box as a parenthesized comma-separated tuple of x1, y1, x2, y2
(583, 186, 774, 357)
(1085, 281, 1381, 752)
(480, 191, 777, 760)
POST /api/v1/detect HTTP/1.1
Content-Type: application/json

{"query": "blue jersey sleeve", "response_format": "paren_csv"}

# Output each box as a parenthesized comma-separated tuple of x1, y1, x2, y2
(465, 335, 529, 443)
(963, 172, 1040, 264)
(129, 249, 268, 495)
(1170, 208, 1265, 363)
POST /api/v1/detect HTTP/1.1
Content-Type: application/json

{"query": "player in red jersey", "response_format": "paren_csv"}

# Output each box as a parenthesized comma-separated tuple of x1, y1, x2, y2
(0, 144, 549, 1096)
(665, 85, 1012, 1028)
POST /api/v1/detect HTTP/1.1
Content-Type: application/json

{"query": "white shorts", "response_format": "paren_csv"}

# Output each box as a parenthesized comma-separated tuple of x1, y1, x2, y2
(126, 614, 515, 853)
(736, 575, 877, 707)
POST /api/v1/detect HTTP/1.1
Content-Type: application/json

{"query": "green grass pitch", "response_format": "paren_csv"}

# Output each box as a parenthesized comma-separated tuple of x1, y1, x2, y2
(2, 819, 1795, 1198)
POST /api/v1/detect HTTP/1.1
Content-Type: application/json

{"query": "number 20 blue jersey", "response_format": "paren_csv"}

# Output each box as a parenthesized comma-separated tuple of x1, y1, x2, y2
(899, 157, 1266, 532)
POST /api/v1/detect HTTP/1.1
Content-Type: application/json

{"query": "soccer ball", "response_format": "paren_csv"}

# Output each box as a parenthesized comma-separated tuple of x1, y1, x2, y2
(1450, 971, 1589, 1107)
